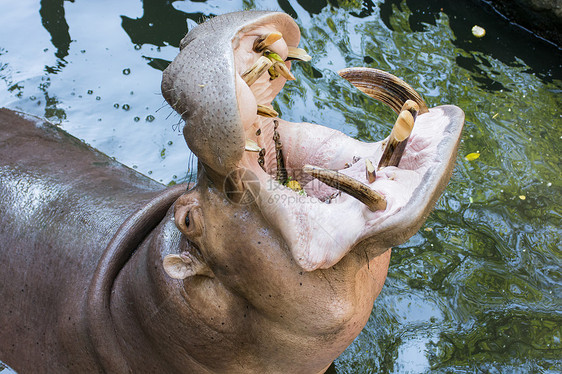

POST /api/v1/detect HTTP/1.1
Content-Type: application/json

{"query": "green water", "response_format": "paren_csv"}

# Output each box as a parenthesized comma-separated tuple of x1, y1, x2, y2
(1, 0, 560, 373)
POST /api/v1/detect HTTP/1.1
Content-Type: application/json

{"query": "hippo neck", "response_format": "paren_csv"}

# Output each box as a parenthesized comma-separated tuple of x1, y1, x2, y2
(107, 204, 219, 372)
(84, 184, 187, 373)
(108, 208, 393, 373)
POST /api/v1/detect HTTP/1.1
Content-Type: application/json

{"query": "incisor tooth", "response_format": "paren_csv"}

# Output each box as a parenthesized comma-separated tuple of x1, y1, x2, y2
(253, 32, 283, 53)
(241, 56, 273, 86)
(287, 46, 312, 62)
(273, 62, 295, 81)
(365, 159, 376, 183)
(257, 104, 279, 118)
(302, 164, 387, 211)
(245, 139, 261, 152)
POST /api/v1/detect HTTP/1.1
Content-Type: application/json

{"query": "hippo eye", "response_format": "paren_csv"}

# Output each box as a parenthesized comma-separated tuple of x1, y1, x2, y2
(185, 213, 190, 228)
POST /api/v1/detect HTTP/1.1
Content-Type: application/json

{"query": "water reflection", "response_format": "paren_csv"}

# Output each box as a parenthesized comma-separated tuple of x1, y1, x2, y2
(39, 0, 72, 60)
(120, 0, 197, 48)
(379, 0, 562, 83)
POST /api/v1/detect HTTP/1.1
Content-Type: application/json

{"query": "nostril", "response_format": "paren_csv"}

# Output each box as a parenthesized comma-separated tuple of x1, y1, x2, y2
(174, 203, 203, 238)
(174, 204, 191, 234)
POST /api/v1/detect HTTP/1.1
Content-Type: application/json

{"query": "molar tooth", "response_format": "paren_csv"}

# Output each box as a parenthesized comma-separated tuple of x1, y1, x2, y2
(257, 104, 279, 117)
(273, 62, 295, 81)
(273, 120, 288, 184)
(258, 148, 266, 172)
(245, 139, 262, 152)
(378, 103, 415, 169)
(365, 159, 376, 183)
(302, 164, 387, 212)
(253, 32, 283, 53)
(287, 46, 312, 62)
(241, 56, 273, 86)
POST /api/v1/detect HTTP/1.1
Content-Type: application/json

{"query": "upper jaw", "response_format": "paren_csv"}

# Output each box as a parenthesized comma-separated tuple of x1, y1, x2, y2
(162, 11, 300, 176)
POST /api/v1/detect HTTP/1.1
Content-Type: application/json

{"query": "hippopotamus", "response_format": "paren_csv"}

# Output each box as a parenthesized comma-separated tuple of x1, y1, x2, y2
(0, 10, 464, 374)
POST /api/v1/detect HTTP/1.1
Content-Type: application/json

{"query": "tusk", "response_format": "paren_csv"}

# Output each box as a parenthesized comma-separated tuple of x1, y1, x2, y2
(365, 158, 376, 183)
(302, 164, 387, 212)
(242, 56, 273, 86)
(338, 68, 428, 114)
(273, 120, 288, 184)
(245, 139, 262, 152)
(253, 32, 283, 53)
(378, 109, 414, 169)
(257, 104, 279, 117)
(273, 62, 296, 81)
(287, 46, 312, 62)
(401, 99, 420, 120)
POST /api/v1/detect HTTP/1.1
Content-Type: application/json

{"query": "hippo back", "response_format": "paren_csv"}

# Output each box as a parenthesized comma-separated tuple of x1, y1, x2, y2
(0, 108, 163, 372)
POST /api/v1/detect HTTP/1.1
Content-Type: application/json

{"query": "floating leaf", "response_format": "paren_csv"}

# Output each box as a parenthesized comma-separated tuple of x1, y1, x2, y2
(465, 152, 480, 161)
(472, 25, 486, 38)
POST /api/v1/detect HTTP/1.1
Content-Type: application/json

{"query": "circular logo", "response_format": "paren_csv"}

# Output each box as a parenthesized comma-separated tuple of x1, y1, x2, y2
(223, 168, 260, 205)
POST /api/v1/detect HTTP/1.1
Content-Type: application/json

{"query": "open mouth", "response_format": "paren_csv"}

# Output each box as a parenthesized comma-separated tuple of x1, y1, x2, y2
(233, 27, 463, 271)
(162, 12, 464, 272)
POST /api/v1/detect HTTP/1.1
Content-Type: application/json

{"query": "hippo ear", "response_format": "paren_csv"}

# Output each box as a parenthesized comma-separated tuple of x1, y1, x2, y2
(163, 252, 214, 280)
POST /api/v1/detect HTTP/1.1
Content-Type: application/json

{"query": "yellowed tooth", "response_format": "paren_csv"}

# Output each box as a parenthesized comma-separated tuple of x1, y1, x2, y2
(245, 139, 262, 152)
(287, 46, 312, 62)
(241, 56, 273, 86)
(402, 99, 420, 119)
(257, 104, 279, 117)
(274, 120, 288, 184)
(253, 32, 283, 52)
(365, 158, 376, 183)
(338, 68, 429, 114)
(273, 62, 296, 81)
(378, 110, 415, 169)
(258, 148, 266, 172)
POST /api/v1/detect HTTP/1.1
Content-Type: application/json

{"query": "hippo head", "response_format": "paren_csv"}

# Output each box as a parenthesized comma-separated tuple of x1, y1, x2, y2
(161, 10, 463, 276)
(157, 10, 462, 372)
